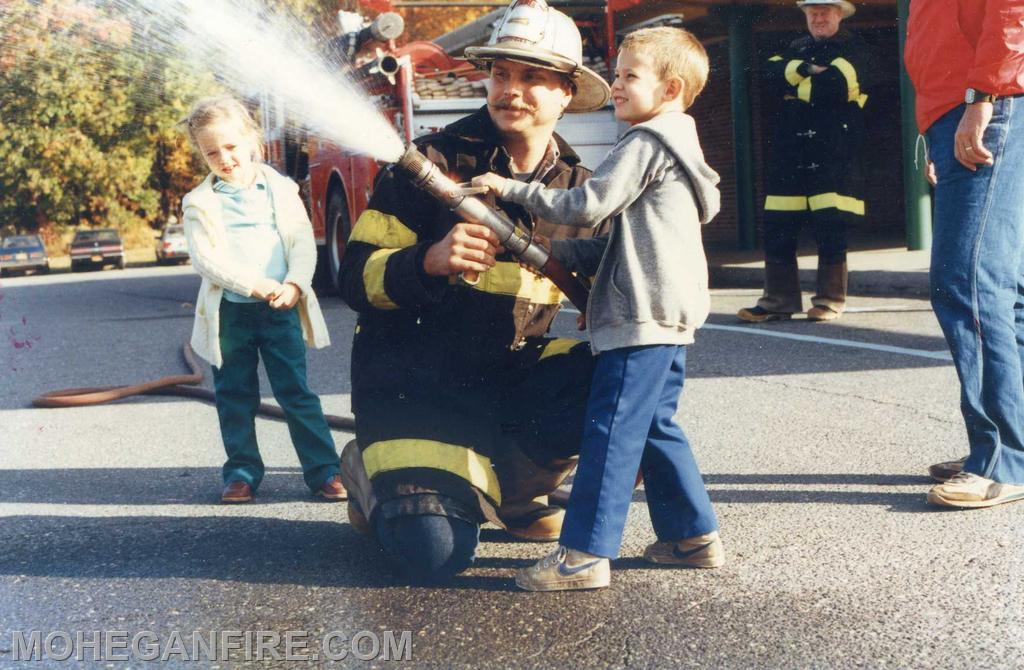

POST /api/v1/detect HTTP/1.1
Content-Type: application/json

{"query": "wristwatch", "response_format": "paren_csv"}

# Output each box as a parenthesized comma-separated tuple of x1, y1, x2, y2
(965, 88, 997, 104)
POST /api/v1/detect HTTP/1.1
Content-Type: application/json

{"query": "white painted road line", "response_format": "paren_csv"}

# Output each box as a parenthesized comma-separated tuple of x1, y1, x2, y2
(560, 307, 952, 362)
(702, 324, 952, 361)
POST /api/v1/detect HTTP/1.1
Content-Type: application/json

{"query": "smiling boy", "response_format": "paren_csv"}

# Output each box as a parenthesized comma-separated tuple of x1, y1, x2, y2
(473, 26, 724, 590)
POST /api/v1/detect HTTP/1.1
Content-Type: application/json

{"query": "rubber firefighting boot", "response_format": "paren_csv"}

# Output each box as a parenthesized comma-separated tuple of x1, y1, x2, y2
(499, 495, 565, 542)
(496, 451, 577, 542)
(738, 262, 802, 322)
(808, 262, 848, 321)
(339, 440, 377, 535)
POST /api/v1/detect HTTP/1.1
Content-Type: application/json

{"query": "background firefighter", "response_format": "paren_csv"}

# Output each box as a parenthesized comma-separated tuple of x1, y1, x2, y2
(337, 0, 611, 583)
(739, 0, 874, 323)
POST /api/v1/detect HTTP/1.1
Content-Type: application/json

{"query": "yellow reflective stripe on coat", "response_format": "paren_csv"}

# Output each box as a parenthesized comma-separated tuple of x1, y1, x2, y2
(785, 59, 805, 87)
(464, 261, 563, 304)
(830, 57, 867, 108)
(350, 209, 418, 248)
(362, 439, 502, 504)
(363, 249, 400, 309)
(808, 192, 865, 215)
(539, 338, 580, 361)
(797, 77, 812, 103)
(765, 195, 808, 211)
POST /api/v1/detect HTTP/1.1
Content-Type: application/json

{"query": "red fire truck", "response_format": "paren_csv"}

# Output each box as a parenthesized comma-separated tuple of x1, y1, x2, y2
(260, 1, 661, 292)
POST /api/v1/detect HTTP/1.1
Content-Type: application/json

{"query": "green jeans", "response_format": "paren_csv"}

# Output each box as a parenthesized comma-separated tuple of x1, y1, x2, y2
(212, 299, 338, 491)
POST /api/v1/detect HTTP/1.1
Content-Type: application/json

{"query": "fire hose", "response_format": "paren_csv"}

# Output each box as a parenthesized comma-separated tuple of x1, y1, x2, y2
(31, 341, 357, 431)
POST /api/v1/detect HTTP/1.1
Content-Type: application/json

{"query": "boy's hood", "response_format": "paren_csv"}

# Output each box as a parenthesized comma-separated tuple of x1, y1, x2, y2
(623, 112, 721, 225)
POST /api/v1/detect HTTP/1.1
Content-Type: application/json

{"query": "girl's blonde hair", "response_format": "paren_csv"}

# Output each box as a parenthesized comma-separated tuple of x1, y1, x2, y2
(620, 27, 709, 110)
(184, 94, 264, 162)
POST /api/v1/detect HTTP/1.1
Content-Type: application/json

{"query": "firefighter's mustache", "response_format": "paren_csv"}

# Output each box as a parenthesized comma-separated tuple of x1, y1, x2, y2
(493, 101, 536, 113)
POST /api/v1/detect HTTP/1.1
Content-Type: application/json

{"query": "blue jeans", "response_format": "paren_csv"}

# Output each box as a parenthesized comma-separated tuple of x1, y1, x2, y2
(373, 513, 479, 583)
(560, 345, 718, 558)
(927, 98, 1024, 485)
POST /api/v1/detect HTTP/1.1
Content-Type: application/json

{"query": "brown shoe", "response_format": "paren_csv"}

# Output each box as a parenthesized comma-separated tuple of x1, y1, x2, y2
(929, 456, 967, 483)
(504, 508, 565, 542)
(221, 481, 252, 504)
(317, 474, 348, 501)
(807, 305, 841, 321)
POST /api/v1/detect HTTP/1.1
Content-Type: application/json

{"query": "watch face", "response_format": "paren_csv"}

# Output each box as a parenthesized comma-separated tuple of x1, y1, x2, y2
(965, 89, 976, 104)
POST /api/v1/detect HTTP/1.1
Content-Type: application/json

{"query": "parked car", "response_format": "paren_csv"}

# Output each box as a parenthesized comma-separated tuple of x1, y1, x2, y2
(155, 224, 190, 265)
(69, 228, 125, 271)
(0, 234, 50, 276)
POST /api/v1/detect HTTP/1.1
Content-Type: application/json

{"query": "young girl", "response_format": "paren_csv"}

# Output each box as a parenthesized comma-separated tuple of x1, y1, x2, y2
(181, 95, 345, 504)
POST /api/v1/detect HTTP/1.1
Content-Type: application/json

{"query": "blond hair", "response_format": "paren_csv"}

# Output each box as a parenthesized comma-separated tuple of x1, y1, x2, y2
(619, 27, 709, 110)
(184, 95, 264, 162)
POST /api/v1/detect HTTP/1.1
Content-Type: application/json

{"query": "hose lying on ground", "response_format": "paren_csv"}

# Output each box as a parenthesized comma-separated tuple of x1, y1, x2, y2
(31, 342, 357, 432)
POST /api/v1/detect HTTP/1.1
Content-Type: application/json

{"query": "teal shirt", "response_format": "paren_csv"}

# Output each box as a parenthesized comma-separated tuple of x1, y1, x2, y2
(213, 174, 288, 303)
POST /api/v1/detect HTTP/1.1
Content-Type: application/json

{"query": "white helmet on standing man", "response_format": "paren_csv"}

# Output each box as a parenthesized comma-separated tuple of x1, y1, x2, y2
(464, 0, 611, 112)
(796, 0, 856, 18)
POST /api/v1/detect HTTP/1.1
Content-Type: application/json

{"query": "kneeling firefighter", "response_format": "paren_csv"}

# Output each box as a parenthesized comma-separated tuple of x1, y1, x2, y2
(337, 0, 611, 583)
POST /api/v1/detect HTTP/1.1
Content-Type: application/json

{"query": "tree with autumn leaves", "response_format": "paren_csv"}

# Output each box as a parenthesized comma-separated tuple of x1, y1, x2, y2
(0, 0, 218, 247)
(0, 0, 486, 249)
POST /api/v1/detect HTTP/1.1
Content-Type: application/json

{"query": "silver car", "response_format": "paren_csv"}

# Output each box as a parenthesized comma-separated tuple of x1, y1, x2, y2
(156, 224, 190, 265)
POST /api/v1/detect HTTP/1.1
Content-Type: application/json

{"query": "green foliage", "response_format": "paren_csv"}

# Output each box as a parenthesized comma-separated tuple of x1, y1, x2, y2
(0, 0, 215, 242)
(0, 0, 363, 246)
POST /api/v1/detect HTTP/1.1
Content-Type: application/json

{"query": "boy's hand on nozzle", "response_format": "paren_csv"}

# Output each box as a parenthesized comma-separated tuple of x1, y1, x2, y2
(470, 172, 509, 198)
(269, 282, 301, 310)
(251, 278, 282, 301)
(519, 232, 551, 277)
(423, 222, 503, 278)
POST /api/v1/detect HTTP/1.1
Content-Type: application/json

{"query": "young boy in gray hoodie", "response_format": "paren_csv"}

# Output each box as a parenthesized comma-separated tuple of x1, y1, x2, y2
(473, 26, 723, 591)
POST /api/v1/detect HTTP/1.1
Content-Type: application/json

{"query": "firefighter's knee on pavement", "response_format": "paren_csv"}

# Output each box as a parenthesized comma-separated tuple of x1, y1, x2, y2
(374, 513, 479, 583)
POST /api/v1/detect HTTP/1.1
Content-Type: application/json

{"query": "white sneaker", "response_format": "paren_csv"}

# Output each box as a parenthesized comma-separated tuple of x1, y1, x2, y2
(927, 471, 1024, 509)
(515, 546, 610, 592)
(643, 531, 725, 568)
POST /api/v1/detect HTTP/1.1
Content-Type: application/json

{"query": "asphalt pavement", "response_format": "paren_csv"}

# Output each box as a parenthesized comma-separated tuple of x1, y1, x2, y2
(0, 251, 1021, 669)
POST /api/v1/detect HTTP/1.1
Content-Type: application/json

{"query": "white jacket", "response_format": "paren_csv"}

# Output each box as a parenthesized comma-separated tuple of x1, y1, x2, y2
(182, 164, 330, 368)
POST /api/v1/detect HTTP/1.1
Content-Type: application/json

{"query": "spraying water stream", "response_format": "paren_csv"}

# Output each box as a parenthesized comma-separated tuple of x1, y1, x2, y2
(116, 0, 407, 163)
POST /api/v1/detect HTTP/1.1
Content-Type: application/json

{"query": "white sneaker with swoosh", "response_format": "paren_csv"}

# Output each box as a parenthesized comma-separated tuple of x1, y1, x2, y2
(515, 546, 610, 591)
(643, 531, 725, 568)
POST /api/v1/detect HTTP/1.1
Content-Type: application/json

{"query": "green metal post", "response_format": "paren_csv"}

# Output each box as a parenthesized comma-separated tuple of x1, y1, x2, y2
(729, 8, 761, 248)
(729, 7, 758, 250)
(897, 0, 932, 250)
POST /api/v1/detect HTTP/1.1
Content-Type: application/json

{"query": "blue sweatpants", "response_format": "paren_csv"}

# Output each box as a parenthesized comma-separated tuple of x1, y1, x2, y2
(560, 345, 718, 558)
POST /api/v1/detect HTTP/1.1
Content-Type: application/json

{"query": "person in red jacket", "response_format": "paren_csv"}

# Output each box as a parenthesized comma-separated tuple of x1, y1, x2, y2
(905, 0, 1024, 508)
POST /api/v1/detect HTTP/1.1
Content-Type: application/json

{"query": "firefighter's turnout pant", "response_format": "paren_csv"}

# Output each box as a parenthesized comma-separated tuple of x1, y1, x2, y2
(353, 337, 595, 579)
(757, 196, 861, 314)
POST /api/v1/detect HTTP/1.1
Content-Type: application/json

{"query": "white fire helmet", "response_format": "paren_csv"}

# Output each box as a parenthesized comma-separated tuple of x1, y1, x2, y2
(796, 0, 856, 19)
(463, 0, 610, 113)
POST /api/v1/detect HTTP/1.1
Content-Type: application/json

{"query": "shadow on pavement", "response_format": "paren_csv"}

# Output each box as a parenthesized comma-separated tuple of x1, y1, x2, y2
(0, 468, 936, 514)
(0, 467, 326, 505)
(0, 513, 516, 590)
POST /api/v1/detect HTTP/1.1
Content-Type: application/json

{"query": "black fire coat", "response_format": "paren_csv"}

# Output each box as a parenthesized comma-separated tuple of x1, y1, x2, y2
(764, 28, 875, 217)
(337, 107, 604, 524)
